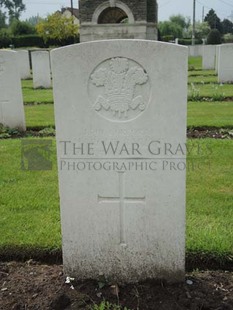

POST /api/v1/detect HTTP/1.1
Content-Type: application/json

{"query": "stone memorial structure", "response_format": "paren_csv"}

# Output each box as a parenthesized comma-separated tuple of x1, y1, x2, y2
(79, 0, 158, 42)
(0, 50, 26, 131)
(31, 51, 51, 89)
(218, 44, 233, 83)
(202, 45, 216, 70)
(16, 50, 31, 79)
(51, 40, 188, 283)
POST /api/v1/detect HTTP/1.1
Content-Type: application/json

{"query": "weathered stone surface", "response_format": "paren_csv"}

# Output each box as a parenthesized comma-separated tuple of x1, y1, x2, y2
(79, 0, 157, 22)
(79, 0, 158, 42)
(202, 45, 216, 70)
(16, 50, 31, 79)
(218, 44, 233, 83)
(51, 40, 188, 283)
(0, 50, 26, 131)
(188, 45, 203, 57)
(31, 51, 51, 89)
(215, 45, 221, 73)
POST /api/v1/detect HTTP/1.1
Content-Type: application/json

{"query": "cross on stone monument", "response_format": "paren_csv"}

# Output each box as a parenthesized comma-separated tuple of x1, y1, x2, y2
(98, 171, 145, 245)
(0, 100, 9, 125)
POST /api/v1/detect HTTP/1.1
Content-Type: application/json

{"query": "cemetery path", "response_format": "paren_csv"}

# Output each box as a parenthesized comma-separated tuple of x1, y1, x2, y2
(0, 261, 232, 310)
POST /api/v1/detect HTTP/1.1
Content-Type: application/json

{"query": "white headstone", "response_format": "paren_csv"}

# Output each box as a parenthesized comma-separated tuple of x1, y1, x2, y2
(51, 40, 188, 283)
(0, 50, 26, 131)
(202, 45, 216, 70)
(188, 45, 203, 57)
(215, 45, 221, 73)
(218, 44, 233, 83)
(16, 50, 31, 79)
(31, 51, 51, 89)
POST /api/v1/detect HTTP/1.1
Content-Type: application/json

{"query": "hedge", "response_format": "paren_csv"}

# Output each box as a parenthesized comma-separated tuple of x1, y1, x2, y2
(160, 36, 203, 45)
(0, 34, 80, 48)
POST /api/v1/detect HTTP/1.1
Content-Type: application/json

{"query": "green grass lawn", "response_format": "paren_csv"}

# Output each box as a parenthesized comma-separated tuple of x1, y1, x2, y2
(186, 139, 233, 255)
(188, 56, 202, 70)
(23, 102, 233, 129)
(21, 66, 233, 129)
(189, 70, 216, 76)
(0, 138, 232, 257)
(188, 83, 233, 99)
(188, 75, 218, 84)
(22, 79, 53, 104)
(25, 104, 55, 128)
(0, 139, 60, 250)
(188, 101, 233, 127)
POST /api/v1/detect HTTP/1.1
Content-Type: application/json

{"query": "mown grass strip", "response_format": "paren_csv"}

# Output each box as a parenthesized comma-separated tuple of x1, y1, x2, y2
(188, 56, 202, 70)
(0, 139, 61, 249)
(25, 104, 55, 128)
(188, 70, 216, 77)
(23, 102, 233, 130)
(188, 75, 218, 84)
(22, 78, 53, 104)
(187, 101, 233, 128)
(188, 83, 233, 98)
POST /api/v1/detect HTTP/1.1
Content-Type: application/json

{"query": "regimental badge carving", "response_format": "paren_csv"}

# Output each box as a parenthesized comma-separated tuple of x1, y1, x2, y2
(89, 57, 150, 122)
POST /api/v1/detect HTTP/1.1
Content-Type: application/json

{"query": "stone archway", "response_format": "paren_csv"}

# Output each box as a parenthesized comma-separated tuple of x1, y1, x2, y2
(98, 7, 128, 24)
(92, 0, 134, 24)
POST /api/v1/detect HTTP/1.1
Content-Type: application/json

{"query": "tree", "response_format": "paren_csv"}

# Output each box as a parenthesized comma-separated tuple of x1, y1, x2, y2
(0, 9, 6, 28)
(10, 19, 35, 35)
(159, 20, 183, 39)
(204, 9, 222, 33)
(207, 29, 222, 44)
(221, 19, 233, 34)
(0, 0, 25, 22)
(36, 12, 78, 43)
(170, 14, 190, 30)
(159, 14, 191, 39)
(186, 21, 210, 40)
(25, 15, 43, 27)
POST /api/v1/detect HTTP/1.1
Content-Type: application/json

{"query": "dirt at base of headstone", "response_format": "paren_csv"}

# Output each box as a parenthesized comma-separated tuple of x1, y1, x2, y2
(0, 262, 232, 310)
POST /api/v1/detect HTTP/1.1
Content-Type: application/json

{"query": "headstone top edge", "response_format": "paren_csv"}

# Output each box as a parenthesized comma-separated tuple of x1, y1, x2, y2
(51, 40, 188, 56)
(0, 49, 17, 54)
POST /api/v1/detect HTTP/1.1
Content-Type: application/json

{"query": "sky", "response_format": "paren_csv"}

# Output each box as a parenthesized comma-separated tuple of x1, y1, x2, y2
(20, 0, 233, 22)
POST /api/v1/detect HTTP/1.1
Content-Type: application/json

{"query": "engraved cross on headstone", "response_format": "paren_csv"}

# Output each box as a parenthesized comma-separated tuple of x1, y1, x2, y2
(98, 171, 145, 246)
(0, 100, 9, 125)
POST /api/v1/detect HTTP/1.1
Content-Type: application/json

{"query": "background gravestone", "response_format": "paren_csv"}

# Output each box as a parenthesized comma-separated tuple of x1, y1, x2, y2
(188, 45, 203, 57)
(202, 45, 216, 70)
(16, 50, 31, 80)
(51, 40, 188, 283)
(79, 0, 158, 42)
(215, 45, 221, 73)
(0, 50, 26, 131)
(31, 51, 51, 89)
(218, 44, 233, 83)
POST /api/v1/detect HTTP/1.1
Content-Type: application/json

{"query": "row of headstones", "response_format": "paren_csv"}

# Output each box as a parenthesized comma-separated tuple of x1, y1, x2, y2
(14, 50, 51, 88)
(189, 44, 233, 82)
(203, 44, 233, 83)
(0, 50, 52, 131)
(2, 43, 233, 133)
